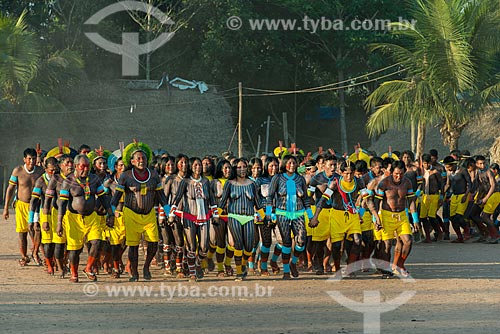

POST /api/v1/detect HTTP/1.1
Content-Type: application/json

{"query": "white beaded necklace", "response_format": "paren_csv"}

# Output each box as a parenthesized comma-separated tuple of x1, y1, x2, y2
(23, 164, 35, 175)
(132, 168, 151, 184)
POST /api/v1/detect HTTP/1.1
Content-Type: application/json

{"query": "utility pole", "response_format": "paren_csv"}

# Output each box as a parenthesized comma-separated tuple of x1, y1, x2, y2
(283, 112, 289, 148)
(265, 115, 271, 155)
(256, 135, 261, 157)
(238, 82, 243, 157)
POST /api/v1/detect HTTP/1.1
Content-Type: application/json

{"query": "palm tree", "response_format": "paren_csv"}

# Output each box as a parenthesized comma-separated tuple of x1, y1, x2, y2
(365, 0, 500, 156)
(0, 10, 84, 112)
(0, 10, 39, 106)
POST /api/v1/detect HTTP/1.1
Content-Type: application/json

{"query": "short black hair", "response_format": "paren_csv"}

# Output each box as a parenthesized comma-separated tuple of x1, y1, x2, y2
(382, 158, 394, 169)
(339, 160, 355, 173)
(401, 150, 415, 161)
(392, 160, 406, 172)
(421, 154, 432, 163)
(78, 144, 91, 153)
(475, 155, 486, 162)
(443, 156, 457, 165)
(464, 157, 476, 168)
(44, 157, 58, 168)
(23, 148, 37, 158)
(429, 149, 438, 157)
(324, 153, 337, 162)
(58, 154, 72, 165)
(355, 160, 368, 174)
(304, 158, 316, 168)
(370, 157, 383, 167)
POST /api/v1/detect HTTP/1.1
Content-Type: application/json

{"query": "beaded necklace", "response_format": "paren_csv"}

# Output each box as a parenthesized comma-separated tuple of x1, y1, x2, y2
(75, 173, 91, 200)
(23, 164, 35, 175)
(132, 168, 150, 195)
(43, 173, 51, 186)
(338, 176, 357, 214)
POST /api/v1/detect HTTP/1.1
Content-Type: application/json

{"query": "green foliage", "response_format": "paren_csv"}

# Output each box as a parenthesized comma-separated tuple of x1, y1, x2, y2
(365, 0, 500, 150)
(0, 10, 39, 104)
(0, 9, 84, 112)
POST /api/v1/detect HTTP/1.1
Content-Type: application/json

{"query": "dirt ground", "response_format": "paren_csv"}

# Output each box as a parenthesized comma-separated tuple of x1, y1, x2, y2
(1, 211, 500, 334)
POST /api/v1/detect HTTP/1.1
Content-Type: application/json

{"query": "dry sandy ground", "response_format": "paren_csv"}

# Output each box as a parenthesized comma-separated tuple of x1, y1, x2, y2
(1, 212, 500, 334)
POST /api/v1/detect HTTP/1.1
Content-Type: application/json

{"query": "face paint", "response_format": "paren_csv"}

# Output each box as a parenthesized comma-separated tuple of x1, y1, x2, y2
(236, 162, 247, 178)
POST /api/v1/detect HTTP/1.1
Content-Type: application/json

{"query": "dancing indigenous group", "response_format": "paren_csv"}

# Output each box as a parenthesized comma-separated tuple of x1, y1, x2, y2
(3, 141, 500, 283)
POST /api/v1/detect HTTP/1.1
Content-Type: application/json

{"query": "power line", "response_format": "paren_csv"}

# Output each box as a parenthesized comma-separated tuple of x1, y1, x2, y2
(0, 64, 404, 114)
(242, 69, 406, 97)
(243, 63, 402, 94)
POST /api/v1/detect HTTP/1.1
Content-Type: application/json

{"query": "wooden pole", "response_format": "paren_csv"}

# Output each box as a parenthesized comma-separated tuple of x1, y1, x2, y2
(246, 128, 256, 156)
(238, 82, 243, 157)
(256, 135, 261, 157)
(283, 112, 289, 148)
(265, 115, 271, 155)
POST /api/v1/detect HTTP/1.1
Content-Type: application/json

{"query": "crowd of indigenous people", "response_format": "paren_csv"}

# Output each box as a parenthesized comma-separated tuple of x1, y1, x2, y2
(3, 140, 500, 283)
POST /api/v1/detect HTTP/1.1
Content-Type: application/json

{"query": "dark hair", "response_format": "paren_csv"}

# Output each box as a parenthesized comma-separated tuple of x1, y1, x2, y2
(151, 155, 160, 170)
(214, 159, 231, 179)
(23, 148, 37, 158)
(279, 155, 298, 173)
(355, 160, 368, 174)
(370, 156, 383, 167)
(401, 150, 415, 161)
(392, 160, 406, 172)
(382, 158, 394, 169)
(316, 154, 326, 163)
(230, 158, 248, 180)
(248, 157, 263, 177)
(490, 163, 499, 171)
(324, 153, 337, 163)
(442, 156, 457, 165)
(262, 156, 280, 177)
(175, 153, 189, 168)
(450, 149, 461, 157)
(339, 160, 355, 173)
(44, 157, 58, 168)
(78, 144, 91, 153)
(464, 157, 476, 168)
(421, 154, 432, 163)
(111, 157, 123, 177)
(475, 155, 486, 162)
(202, 156, 215, 177)
(429, 149, 438, 157)
(58, 154, 73, 165)
(187, 157, 202, 177)
(159, 156, 177, 177)
(305, 159, 316, 168)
